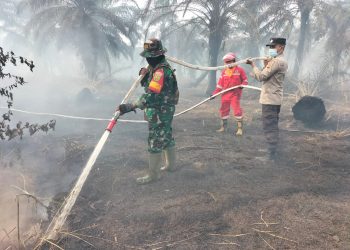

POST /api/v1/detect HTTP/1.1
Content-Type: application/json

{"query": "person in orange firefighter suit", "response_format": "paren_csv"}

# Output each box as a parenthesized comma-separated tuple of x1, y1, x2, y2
(211, 53, 248, 135)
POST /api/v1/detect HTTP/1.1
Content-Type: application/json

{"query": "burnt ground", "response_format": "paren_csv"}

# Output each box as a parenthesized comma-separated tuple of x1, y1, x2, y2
(42, 91, 350, 250)
(2, 90, 350, 249)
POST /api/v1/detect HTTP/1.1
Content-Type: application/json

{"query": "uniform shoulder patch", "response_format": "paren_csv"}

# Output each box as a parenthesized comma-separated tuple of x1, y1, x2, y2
(153, 69, 164, 82)
(148, 68, 165, 94)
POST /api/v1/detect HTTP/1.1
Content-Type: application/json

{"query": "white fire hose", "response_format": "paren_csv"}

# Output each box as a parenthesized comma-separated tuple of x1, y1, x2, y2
(0, 85, 261, 124)
(166, 55, 267, 71)
(3, 56, 265, 247)
(1, 56, 265, 124)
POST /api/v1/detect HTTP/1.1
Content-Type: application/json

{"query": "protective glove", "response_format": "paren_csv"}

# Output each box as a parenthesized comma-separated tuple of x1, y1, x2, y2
(246, 58, 255, 66)
(117, 103, 136, 115)
(139, 67, 148, 76)
(209, 95, 215, 100)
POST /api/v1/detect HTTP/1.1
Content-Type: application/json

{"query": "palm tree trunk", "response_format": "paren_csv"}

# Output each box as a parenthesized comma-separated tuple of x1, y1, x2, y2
(207, 30, 221, 95)
(190, 71, 208, 87)
(250, 36, 260, 57)
(293, 1, 313, 77)
(249, 39, 261, 66)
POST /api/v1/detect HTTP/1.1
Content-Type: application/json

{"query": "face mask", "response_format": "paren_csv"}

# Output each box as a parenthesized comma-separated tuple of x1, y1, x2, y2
(225, 59, 236, 68)
(146, 55, 164, 67)
(269, 48, 278, 57)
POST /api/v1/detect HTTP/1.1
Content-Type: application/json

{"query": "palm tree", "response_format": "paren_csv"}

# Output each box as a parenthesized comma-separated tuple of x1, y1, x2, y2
(320, 2, 350, 80)
(143, 0, 180, 56)
(234, 0, 295, 58)
(0, 0, 23, 37)
(155, 0, 178, 39)
(19, 0, 140, 80)
(292, 0, 315, 77)
(144, 0, 243, 94)
(167, 23, 209, 85)
(181, 0, 243, 94)
(144, 0, 297, 94)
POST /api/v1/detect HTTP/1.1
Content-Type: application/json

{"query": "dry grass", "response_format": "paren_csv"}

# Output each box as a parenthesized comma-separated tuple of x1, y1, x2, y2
(323, 128, 350, 139)
(207, 211, 298, 249)
(293, 79, 319, 100)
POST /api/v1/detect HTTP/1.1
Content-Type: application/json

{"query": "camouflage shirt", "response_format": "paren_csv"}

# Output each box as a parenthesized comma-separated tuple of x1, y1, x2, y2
(135, 58, 179, 109)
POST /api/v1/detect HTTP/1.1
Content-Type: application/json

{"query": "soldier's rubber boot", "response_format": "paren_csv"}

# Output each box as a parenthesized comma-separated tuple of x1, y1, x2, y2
(136, 152, 162, 184)
(236, 120, 243, 136)
(216, 119, 228, 132)
(161, 146, 176, 172)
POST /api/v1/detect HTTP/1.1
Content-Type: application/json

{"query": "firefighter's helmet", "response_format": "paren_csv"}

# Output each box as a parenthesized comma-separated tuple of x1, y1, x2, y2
(223, 53, 236, 63)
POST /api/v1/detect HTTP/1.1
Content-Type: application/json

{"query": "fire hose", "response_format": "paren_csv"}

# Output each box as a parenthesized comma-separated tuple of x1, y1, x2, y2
(37, 68, 149, 245)
(1, 57, 267, 122)
(166, 55, 268, 71)
(1, 85, 261, 123)
(24, 56, 265, 245)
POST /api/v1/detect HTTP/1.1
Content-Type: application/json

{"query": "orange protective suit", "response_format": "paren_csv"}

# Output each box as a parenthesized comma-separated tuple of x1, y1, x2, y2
(212, 66, 248, 120)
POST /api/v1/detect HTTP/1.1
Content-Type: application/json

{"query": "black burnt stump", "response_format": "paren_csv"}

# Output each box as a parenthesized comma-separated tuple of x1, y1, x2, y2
(292, 96, 326, 126)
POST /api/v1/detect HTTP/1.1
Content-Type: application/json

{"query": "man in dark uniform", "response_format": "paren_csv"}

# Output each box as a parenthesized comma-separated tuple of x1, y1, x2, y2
(246, 38, 288, 160)
(118, 38, 179, 184)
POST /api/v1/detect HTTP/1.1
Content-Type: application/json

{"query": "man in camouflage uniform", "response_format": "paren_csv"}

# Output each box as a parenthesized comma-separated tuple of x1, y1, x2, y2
(118, 38, 179, 184)
(246, 38, 288, 160)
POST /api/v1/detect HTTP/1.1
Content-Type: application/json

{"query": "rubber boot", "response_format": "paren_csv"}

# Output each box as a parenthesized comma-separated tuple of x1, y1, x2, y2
(161, 146, 176, 172)
(216, 119, 228, 132)
(136, 152, 162, 184)
(236, 120, 243, 136)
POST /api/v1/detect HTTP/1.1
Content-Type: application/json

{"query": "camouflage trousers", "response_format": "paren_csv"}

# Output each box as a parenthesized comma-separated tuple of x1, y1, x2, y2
(145, 105, 175, 153)
(262, 104, 281, 152)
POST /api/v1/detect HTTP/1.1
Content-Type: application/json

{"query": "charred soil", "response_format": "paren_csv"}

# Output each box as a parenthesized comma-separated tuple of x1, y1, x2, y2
(3, 91, 350, 250)
(43, 93, 350, 250)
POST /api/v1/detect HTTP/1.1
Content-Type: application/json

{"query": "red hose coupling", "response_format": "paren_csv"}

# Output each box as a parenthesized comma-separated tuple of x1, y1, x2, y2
(106, 119, 117, 132)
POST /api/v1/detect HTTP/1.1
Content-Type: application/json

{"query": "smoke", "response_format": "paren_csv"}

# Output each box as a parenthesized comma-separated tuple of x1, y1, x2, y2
(0, 1, 349, 248)
(0, 32, 148, 247)
(0, 130, 102, 247)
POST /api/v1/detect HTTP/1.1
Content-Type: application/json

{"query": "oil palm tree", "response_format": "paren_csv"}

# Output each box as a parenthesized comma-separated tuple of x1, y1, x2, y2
(145, 0, 297, 94)
(234, 0, 295, 58)
(180, 0, 243, 94)
(145, 0, 243, 94)
(0, 0, 24, 38)
(320, 2, 350, 79)
(292, 0, 316, 77)
(19, 0, 140, 80)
